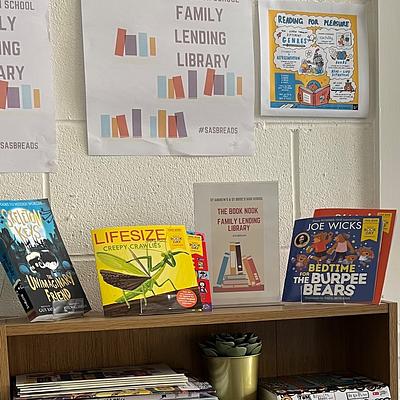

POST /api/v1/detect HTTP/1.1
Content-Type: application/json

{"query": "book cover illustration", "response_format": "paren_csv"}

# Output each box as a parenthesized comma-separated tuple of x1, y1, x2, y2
(91, 226, 202, 316)
(314, 209, 396, 304)
(0, 199, 91, 322)
(298, 83, 330, 106)
(187, 232, 212, 311)
(282, 216, 383, 303)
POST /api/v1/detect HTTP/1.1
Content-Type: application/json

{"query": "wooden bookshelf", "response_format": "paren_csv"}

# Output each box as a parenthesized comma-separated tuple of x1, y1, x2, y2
(0, 302, 397, 400)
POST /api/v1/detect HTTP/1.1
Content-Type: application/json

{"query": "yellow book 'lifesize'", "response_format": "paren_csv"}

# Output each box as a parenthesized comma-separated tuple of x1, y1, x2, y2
(91, 225, 202, 317)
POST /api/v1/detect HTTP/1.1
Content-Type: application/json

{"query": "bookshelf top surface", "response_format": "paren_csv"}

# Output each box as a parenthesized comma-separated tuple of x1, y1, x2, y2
(1, 302, 390, 337)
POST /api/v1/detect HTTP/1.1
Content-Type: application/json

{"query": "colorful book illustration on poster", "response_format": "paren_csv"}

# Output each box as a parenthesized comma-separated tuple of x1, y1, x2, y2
(0, 80, 41, 110)
(314, 208, 397, 304)
(187, 232, 212, 311)
(214, 242, 264, 293)
(100, 110, 188, 139)
(91, 225, 202, 316)
(115, 28, 157, 57)
(0, 199, 91, 322)
(283, 216, 384, 303)
(157, 70, 243, 100)
(261, 1, 364, 113)
(298, 83, 330, 106)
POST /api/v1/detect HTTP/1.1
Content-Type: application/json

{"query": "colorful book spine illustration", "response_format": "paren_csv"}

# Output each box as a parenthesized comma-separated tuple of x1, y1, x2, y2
(116, 115, 129, 138)
(115, 28, 127, 56)
(229, 243, 237, 275)
(235, 242, 244, 274)
(188, 70, 197, 99)
(173, 76, 185, 99)
(204, 68, 216, 96)
(115, 28, 156, 58)
(100, 110, 188, 139)
(168, 115, 177, 138)
(243, 257, 256, 286)
(0, 80, 8, 109)
(245, 256, 261, 285)
(217, 252, 230, 287)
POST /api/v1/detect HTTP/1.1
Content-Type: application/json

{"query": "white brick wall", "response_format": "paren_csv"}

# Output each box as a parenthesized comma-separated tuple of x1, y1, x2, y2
(0, 0, 378, 316)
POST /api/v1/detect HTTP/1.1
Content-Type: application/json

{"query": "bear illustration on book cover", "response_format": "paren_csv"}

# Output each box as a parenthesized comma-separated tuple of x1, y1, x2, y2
(0, 199, 91, 321)
(283, 215, 384, 303)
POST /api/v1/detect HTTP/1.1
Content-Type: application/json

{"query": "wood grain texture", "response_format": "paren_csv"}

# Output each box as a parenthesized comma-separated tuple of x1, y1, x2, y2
(2, 303, 389, 337)
(0, 324, 10, 400)
(0, 302, 397, 400)
(7, 321, 277, 378)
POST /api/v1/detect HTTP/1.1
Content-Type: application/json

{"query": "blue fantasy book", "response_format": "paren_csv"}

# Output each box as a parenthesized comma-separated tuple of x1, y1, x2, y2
(282, 215, 384, 303)
(0, 199, 91, 321)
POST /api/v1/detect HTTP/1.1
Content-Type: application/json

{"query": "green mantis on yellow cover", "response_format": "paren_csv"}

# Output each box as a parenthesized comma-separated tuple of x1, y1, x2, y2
(97, 248, 188, 307)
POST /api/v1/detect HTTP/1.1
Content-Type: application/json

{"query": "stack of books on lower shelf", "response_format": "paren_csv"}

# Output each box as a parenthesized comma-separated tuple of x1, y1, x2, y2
(13, 364, 218, 400)
(259, 373, 391, 400)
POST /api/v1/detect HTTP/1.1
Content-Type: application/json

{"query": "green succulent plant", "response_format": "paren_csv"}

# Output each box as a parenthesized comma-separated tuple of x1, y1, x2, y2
(199, 332, 262, 357)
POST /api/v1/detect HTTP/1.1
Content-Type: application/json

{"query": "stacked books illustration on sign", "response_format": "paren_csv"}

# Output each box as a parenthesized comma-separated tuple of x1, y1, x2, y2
(215, 242, 263, 293)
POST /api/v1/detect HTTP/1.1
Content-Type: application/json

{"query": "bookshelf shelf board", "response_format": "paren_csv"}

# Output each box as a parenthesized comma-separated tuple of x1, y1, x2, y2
(1, 302, 389, 337)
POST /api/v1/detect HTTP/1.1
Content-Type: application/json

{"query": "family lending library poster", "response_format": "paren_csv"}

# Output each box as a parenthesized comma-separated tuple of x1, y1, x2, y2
(81, 0, 254, 156)
(258, 0, 368, 118)
(194, 182, 280, 307)
(0, 0, 56, 172)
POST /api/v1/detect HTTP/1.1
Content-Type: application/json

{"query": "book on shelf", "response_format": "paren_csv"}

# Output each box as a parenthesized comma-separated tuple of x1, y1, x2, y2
(314, 208, 396, 304)
(259, 373, 391, 400)
(283, 215, 385, 303)
(187, 231, 212, 311)
(13, 364, 217, 400)
(91, 225, 203, 317)
(0, 199, 91, 322)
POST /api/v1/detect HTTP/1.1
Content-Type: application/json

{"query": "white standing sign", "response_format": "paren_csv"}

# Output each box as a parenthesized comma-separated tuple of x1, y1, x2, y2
(81, 0, 254, 156)
(0, 0, 56, 172)
(194, 182, 281, 307)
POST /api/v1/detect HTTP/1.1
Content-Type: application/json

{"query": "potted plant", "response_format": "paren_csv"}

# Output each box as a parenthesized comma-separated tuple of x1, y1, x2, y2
(199, 332, 262, 400)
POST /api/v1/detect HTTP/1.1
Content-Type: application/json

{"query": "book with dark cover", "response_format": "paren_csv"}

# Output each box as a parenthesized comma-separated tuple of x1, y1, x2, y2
(0, 199, 91, 321)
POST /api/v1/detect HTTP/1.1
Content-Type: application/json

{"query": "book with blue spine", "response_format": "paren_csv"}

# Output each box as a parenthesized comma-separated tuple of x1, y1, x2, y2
(0, 199, 91, 321)
(282, 215, 384, 303)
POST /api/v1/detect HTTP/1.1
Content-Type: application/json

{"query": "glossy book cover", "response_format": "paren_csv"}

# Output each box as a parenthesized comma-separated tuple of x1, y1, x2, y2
(0, 199, 91, 321)
(282, 216, 383, 303)
(91, 225, 202, 316)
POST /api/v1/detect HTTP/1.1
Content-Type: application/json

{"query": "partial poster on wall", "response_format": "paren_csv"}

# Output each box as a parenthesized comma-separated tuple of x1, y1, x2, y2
(0, 0, 56, 172)
(81, 0, 254, 156)
(194, 182, 281, 307)
(258, 0, 368, 118)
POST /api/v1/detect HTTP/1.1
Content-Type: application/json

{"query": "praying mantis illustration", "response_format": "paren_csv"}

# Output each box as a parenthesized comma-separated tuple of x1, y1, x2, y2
(97, 247, 188, 308)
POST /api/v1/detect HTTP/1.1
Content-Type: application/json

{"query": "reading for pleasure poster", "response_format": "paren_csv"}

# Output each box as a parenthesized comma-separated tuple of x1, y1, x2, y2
(259, 0, 368, 117)
(81, 0, 254, 156)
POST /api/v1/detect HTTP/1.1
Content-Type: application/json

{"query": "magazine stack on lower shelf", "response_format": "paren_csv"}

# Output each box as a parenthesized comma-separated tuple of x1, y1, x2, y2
(259, 373, 391, 400)
(13, 364, 218, 400)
